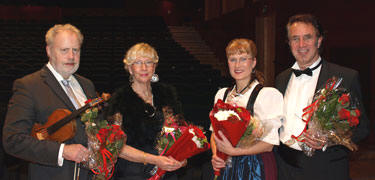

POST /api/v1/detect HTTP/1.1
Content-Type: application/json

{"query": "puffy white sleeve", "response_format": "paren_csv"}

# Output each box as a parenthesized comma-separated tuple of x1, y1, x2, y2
(253, 87, 284, 145)
(214, 88, 228, 104)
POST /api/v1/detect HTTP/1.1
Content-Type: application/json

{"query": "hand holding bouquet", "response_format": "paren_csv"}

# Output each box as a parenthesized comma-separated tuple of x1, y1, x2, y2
(148, 107, 210, 180)
(81, 105, 126, 180)
(209, 99, 263, 179)
(292, 77, 360, 156)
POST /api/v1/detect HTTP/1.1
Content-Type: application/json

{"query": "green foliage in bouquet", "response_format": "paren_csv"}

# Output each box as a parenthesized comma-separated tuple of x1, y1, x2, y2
(311, 85, 359, 132)
(239, 123, 254, 142)
(197, 133, 209, 147)
(315, 89, 343, 130)
(81, 108, 108, 134)
(157, 129, 182, 153)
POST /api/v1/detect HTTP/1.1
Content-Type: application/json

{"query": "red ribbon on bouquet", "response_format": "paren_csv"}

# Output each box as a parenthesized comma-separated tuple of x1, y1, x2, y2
(90, 124, 125, 180)
(91, 148, 114, 179)
(291, 78, 338, 142)
(160, 130, 177, 156)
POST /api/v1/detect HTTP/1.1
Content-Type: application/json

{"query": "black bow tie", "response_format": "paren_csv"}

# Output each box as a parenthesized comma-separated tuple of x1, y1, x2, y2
(292, 68, 312, 77)
(292, 60, 322, 77)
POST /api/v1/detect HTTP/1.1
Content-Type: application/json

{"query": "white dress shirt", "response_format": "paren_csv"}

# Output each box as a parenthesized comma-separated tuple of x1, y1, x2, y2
(211, 80, 284, 145)
(46, 62, 88, 166)
(280, 57, 322, 150)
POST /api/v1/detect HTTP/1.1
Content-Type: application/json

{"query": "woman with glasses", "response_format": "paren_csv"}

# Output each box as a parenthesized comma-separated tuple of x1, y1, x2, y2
(105, 42, 186, 179)
(210, 38, 283, 180)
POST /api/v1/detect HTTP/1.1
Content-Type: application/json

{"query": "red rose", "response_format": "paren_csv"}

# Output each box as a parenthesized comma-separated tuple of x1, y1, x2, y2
(117, 131, 126, 140)
(98, 128, 109, 137)
(178, 126, 189, 133)
(354, 109, 361, 117)
(347, 109, 360, 127)
(348, 117, 359, 126)
(338, 108, 351, 119)
(338, 93, 350, 105)
(110, 125, 123, 137)
(216, 99, 227, 109)
(216, 99, 237, 111)
(112, 124, 120, 130)
(113, 126, 125, 140)
(235, 107, 251, 122)
(108, 133, 116, 143)
(192, 126, 205, 139)
(85, 99, 93, 104)
(227, 115, 239, 123)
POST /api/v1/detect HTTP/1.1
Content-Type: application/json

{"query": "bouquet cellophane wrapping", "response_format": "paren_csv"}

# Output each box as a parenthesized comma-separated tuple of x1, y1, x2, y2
(296, 77, 360, 156)
(82, 110, 126, 180)
(149, 126, 210, 180)
(149, 106, 210, 180)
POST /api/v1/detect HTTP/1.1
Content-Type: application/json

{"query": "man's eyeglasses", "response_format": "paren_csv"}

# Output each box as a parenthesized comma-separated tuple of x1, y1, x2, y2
(132, 60, 155, 67)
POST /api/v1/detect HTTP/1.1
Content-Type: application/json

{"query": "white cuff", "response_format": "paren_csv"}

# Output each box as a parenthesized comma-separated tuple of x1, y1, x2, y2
(58, 144, 65, 167)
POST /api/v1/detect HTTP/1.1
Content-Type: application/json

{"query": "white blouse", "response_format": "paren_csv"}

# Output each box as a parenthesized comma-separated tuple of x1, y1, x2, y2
(211, 81, 284, 145)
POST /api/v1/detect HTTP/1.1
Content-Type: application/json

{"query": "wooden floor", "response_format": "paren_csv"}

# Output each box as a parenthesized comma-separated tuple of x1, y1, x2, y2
(350, 135, 375, 180)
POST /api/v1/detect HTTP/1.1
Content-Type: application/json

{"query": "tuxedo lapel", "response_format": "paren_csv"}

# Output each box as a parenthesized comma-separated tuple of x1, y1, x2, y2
(315, 60, 330, 93)
(40, 66, 76, 110)
(279, 68, 293, 95)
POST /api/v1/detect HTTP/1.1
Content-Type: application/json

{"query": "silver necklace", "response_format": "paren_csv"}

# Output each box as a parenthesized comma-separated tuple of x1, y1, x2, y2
(234, 80, 252, 97)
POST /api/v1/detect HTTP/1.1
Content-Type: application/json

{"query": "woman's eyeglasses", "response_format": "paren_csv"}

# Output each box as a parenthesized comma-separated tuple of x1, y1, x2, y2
(132, 60, 155, 67)
(228, 56, 254, 63)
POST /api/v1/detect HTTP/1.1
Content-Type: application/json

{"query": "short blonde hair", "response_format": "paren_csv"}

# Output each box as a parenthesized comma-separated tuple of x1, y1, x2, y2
(45, 24, 83, 46)
(123, 43, 159, 70)
(226, 38, 257, 58)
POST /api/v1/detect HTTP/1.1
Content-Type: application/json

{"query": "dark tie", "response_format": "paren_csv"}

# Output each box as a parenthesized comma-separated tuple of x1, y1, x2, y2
(292, 60, 322, 77)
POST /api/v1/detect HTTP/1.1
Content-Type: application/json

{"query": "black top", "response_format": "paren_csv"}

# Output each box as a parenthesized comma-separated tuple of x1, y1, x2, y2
(105, 82, 183, 179)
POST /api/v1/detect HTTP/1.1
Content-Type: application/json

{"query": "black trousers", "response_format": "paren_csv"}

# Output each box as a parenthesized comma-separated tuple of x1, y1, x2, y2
(275, 144, 350, 180)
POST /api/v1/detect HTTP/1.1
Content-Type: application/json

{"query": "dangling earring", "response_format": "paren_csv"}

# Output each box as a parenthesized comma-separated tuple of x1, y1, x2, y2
(129, 75, 134, 83)
(151, 73, 159, 83)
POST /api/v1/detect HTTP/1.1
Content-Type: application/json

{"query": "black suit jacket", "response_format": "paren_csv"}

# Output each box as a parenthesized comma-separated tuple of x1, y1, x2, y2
(2, 66, 96, 180)
(275, 60, 369, 179)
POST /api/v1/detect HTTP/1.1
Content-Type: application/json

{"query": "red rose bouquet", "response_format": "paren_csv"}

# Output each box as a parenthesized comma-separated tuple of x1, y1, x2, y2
(292, 77, 360, 156)
(148, 107, 210, 180)
(209, 99, 263, 179)
(81, 107, 126, 180)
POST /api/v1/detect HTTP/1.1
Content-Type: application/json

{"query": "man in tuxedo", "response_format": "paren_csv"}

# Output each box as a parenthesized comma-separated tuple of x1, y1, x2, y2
(3, 24, 96, 179)
(275, 14, 369, 180)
